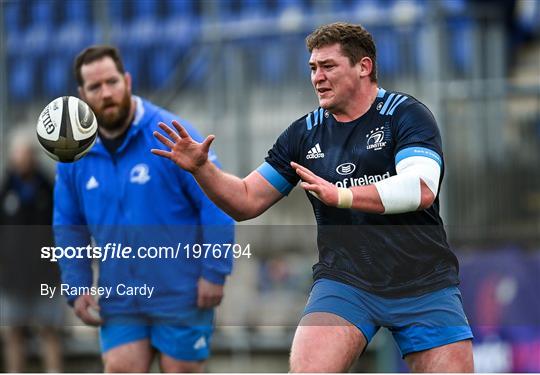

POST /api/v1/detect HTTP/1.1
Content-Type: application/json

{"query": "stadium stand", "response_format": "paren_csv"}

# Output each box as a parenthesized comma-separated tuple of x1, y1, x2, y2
(5, 0, 518, 101)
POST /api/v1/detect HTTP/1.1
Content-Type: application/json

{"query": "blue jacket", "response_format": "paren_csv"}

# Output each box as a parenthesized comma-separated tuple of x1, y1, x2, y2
(54, 97, 234, 316)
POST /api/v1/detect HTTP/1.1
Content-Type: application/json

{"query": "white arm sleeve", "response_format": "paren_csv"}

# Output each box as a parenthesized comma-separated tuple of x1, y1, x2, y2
(374, 155, 441, 214)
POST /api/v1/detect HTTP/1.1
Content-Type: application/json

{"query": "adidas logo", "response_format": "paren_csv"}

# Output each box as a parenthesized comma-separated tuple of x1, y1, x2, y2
(86, 176, 99, 190)
(193, 336, 207, 350)
(306, 143, 325, 159)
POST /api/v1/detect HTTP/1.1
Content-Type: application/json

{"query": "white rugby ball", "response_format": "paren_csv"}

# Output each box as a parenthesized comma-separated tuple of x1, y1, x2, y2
(36, 96, 98, 162)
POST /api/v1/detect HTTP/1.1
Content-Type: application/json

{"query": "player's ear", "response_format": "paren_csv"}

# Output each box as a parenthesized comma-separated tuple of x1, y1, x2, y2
(124, 72, 132, 92)
(358, 56, 373, 79)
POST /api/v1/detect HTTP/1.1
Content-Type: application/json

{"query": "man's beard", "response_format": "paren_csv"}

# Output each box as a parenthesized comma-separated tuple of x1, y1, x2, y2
(94, 91, 131, 132)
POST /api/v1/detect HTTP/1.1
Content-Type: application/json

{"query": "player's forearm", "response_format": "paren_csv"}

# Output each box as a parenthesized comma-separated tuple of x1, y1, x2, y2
(192, 162, 259, 221)
(348, 185, 386, 214)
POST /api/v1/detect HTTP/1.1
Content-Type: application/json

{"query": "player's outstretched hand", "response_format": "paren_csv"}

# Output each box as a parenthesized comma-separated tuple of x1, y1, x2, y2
(291, 162, 339, 207)
(151, 120, 215, 174)
(73, 294, 103, 326)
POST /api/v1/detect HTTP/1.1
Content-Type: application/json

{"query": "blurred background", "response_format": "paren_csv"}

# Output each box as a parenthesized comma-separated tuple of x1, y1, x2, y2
(1, 0, 539, 372)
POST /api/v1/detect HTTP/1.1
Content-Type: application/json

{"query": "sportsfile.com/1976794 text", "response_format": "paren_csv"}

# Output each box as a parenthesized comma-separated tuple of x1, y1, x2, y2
(41, 242, 252, 262)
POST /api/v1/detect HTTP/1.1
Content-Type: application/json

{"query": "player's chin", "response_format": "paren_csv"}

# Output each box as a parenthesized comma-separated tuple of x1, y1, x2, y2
(318, 98, 332, 110)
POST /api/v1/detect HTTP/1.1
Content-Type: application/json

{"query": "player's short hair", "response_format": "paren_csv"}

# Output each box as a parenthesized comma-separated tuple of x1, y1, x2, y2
(74, 45, 125, 86)
(306, 22, 377, 82)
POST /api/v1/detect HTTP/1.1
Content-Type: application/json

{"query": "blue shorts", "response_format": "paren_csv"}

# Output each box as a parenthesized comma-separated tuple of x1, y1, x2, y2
(304, 278, 473, 357)
(99, 310, 214, 361)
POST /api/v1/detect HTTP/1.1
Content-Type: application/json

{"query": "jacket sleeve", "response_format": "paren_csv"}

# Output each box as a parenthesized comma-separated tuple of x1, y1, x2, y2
(53, 164, 93, 303)
(180, 171, 235, 285)
(172, 120, 235, 285)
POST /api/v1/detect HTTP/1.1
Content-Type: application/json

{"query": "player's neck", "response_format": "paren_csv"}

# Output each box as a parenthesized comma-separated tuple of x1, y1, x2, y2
(332, 83, 379, 122)
(99, 98, 136, 139)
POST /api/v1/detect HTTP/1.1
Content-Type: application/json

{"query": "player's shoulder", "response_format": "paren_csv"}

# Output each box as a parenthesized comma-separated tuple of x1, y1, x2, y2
(376, 89, 434, 122)
(140, 98, 202, 140)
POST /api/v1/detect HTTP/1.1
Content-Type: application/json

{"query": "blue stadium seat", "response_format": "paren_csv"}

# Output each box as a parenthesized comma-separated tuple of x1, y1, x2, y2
(63, 0, 92, 25)
(133, 0, 158, 21)
(440, 0, 467, 15)
(31, 0, 54, 28)
(109, 0, 160, 48)
(161, 16, 197, 48)
(168, 0, 193, 18)
(297, 47, 311, 81)
(215, 0, 239, 21)
(329, 0, 356, 13)
(374, 28, 400, 78)
(259, 41, 286, 84)
(108, 0, 129, 24)
(21, 24, 50, 56)
(8, 56, 34, 101)
(4, 1, 22, 32)
(185, 50, 209, 86)
(147, 47, 177, 89)
(242, 0, 268, 18)
(5, 6, 25, 57)
(43, 54, 71, 97)
(56, 22, 97, 55)
(121, 49, 142, 91)
(276, 0, 305, 14)
(126, 18, 160, 47)
(448, 17, 473, 75)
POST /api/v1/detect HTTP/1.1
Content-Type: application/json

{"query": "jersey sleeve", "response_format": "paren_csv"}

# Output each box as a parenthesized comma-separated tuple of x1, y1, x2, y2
(393, 101, 444, 168)
(257, 124, 301, 195)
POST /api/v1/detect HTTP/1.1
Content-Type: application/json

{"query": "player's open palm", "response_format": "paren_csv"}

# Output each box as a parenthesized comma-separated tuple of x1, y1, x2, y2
(291, 162, 339, 207)
(151, 120, 215, 173)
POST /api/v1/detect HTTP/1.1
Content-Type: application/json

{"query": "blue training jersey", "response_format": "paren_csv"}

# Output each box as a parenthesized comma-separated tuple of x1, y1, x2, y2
(258, 88, 459, 297)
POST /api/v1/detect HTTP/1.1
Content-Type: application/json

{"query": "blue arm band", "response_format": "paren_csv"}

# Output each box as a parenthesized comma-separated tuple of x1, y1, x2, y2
(395, 147, 442, 167)
(256, 162, 294, 195)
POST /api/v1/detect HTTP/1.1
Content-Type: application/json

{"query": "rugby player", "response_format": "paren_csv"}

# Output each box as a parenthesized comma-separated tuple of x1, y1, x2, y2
(152, 22, 474, 372)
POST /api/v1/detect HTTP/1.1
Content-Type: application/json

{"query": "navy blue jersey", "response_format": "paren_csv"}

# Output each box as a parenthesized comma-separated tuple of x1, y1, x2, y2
(258, 88, 459, 297)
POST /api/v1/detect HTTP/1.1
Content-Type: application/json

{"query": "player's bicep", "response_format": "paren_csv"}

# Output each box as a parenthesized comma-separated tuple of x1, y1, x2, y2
(374, 149, 442, 214)
(395, 147, 442, 196)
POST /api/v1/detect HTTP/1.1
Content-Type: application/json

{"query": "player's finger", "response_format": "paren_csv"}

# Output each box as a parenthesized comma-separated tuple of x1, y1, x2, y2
(86, 296, 100, 310)
(213, 295, 223, 307)
(204, 297, 213, 308)
(151, 149, 172, 159)
(291, 161, 311, 171)
(300, 182, 318, 191)
(158, 122, 181, 142)
(75, 306, 101, 326)
(153, 131, 175, 149)
(291, 162, 318, 178)
(81, 310, 103, 326)
(201, 135, 215, 154)
(172, 120, 192, 140)
(296, 168, 317, 183)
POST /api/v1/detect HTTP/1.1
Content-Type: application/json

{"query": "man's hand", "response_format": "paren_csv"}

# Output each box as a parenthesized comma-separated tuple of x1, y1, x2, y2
(73, 294, 103, 326)
(197, 278, 224, 309)
(151, 120, 215, 174)
(291, 162, 339, 207)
